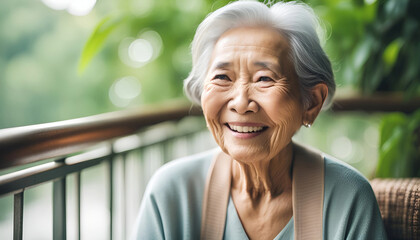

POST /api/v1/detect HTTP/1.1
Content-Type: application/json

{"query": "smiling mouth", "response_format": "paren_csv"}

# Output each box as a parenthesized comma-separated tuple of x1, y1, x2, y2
(226, 124, 268, 133)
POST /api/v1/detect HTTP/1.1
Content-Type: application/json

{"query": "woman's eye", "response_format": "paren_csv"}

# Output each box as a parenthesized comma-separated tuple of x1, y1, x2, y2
(214, 74, 230, 81)
(258, 76, 273, 82)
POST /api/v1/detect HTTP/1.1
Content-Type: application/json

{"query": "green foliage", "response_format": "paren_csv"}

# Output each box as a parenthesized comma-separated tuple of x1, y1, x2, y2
(80, 0, 380, 91)
(78, 0, 235, 105)
(0, 0, 118, 128)
(376, 109, 420, 177)
(358, 0, 420, 97)
(78, 15, 127, 73)
(290, 0, 376, 88)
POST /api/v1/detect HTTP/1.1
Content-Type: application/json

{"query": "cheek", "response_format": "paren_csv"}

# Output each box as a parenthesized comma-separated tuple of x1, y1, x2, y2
(272, 99, 302, 124)
(262, 93, 302, 159)
(257, 90, 303, 136)
(201, 84, 229, 120)
(201, 84, 229, 145)
(260, 86, 302, 122)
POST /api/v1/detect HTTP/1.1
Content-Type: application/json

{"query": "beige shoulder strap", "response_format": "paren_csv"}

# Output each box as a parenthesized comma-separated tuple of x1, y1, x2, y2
(292, 143, 325, 240)
(200, 150, 232, 240)
(201, 143, 324, 240)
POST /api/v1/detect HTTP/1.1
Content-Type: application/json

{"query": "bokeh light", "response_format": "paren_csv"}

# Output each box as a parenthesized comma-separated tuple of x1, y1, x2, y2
(119, 30, 162, 68)
(41, 0, 67, 10)
(41, 0, 96, 16)
(140, 30, 163, 59)
(331, 136, 353, 161)
(365, 0, 377, 5)
(131, 0, 155, 16)
(109, 76, 141, 107)
(128, 39, 153, 64)
(364, 126, 379, 148)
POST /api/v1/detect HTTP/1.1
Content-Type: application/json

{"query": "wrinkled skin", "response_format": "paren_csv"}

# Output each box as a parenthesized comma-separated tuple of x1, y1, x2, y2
(200, 27, 327, 240)
(202, 27, 303, 166)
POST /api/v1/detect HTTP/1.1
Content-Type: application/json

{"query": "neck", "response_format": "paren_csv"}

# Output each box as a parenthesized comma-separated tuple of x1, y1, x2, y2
(231, 142, 294, 200)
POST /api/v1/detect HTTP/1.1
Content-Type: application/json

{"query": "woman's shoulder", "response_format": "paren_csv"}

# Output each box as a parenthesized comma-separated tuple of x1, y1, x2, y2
(323, 154, 376, 204)
(295, 142, 372, 193)
(324, 155, 371, 190)
(322, 154, 387, 239)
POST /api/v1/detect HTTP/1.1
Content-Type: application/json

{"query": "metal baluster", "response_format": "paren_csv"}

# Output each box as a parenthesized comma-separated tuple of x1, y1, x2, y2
(108, 156, 114, 240)
(75, 172, 81, 240)
(13, 191, 24, 240)
(122, 153, 127, 240)
(138, 147, 147, 202)
(186, 134, 194, 155)
(162, 140, 171, 164)
(53, 158, 66, 240)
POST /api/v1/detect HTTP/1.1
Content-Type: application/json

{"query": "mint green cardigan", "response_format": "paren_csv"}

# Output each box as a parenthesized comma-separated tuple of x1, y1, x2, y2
(132, 148, 387, 239)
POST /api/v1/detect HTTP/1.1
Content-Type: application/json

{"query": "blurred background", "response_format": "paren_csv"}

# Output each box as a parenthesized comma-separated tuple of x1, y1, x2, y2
(0, 0, 419, 239)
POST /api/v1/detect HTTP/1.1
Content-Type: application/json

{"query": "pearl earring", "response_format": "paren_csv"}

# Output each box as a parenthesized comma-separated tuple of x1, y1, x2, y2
(303, 122, 311, 128)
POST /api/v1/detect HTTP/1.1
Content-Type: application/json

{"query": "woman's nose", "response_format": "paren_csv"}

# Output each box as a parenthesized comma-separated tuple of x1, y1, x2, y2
(228, 84, 258, 114)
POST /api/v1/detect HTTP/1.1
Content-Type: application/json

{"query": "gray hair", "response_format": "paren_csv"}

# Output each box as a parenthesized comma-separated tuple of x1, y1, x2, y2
(183, 0, 335, 109)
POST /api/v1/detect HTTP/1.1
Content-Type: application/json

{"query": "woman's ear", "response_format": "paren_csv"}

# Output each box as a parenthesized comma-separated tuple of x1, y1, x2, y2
(303, 83, 328, 126)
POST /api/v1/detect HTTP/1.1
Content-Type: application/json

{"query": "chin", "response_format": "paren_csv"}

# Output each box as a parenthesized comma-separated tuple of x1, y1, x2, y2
(224, 144, 269, 163)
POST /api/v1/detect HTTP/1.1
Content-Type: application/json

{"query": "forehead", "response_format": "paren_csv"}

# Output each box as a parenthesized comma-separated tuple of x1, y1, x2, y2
(212, 27, 290, 58)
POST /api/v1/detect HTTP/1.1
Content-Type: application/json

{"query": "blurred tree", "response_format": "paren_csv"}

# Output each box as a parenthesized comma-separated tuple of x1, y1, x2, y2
(79, 0, 233, 105)
(376, 110, 420, 177)
(0, 0, 115, 128)
(358, 0, 420, 97)
(356, 0, 420, 178)
(81, 0, 381, 93)
(302, 0, 377, 89)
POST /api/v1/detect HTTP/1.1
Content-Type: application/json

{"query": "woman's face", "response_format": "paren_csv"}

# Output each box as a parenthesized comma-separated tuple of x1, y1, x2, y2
(201, 27, 304, 163)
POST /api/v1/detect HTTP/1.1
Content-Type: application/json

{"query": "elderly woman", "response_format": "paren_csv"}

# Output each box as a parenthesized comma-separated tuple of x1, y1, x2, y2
(133, 1, 386, 239)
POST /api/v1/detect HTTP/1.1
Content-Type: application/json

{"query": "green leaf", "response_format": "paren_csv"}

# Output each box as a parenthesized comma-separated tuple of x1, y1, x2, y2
(376, 113, 406, 177)
(377, 125, 403, 177)
(376, 109, 420, 178)
(378, 112, 406, 146)
(382, 38, 401, 73)
(353, 36, 373, 70)
(78, 15, 126, 74)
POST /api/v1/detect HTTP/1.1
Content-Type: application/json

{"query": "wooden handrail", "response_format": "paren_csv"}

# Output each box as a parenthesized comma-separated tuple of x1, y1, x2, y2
(0, 100, 202, 170)
(332, 94, 420, 113)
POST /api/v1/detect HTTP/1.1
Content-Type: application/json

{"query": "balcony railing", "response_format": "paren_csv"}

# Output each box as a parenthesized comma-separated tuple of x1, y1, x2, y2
(0, 100, 212, 240)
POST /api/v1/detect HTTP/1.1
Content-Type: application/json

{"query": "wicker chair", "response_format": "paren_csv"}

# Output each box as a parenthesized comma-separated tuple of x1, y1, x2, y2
(371, 178, 420, 240)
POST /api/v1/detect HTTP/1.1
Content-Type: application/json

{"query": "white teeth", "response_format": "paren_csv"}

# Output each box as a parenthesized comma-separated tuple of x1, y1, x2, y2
(229, 125, 264, 133)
